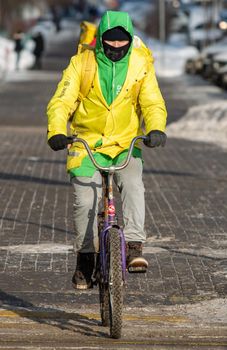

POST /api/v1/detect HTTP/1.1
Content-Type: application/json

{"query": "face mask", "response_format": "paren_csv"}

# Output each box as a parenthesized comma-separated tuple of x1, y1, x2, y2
(103, 42, 130, 62)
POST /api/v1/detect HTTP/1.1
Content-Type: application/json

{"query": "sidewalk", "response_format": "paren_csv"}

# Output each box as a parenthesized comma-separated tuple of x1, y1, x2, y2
(0, 33, 227, 347)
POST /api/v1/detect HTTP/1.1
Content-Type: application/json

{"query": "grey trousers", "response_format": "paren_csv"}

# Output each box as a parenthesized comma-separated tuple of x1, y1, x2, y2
(71, 157, 145, 253)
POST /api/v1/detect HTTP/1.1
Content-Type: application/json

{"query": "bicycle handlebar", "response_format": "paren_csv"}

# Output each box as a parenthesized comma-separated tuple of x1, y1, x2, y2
(67, 135, 147, 172)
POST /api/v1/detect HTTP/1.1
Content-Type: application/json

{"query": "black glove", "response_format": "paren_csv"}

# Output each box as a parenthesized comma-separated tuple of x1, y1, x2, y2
(48, 134, 68, 151)
(144, 130, 167, 148)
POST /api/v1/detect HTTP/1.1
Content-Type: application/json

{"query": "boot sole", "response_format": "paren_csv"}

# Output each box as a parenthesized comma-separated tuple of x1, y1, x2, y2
(127, 257, 148, 273)
(72, 282, 93, 290)
(128, 266, 147, 273)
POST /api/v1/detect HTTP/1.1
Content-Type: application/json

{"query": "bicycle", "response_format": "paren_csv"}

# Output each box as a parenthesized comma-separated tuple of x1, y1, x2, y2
(68, 135, 147, 339)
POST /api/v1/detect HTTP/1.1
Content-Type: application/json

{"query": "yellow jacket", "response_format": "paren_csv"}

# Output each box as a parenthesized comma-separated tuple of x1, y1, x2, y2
(47, 41, 167, 171)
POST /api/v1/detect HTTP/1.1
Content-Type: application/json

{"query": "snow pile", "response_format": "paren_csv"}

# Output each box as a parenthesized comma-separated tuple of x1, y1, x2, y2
(150, 41, 198, 78)
(0, 36, 34, 75)
(167, 102, 227, 148)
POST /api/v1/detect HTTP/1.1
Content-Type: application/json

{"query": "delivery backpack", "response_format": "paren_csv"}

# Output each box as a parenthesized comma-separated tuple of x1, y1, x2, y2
(70, 36, 153, 117)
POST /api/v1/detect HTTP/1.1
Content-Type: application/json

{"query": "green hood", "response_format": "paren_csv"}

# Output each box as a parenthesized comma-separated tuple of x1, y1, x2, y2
(95, 11, 134, 105)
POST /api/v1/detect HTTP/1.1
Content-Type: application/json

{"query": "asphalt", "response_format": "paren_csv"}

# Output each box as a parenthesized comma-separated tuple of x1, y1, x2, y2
(0, 29, 227, 349)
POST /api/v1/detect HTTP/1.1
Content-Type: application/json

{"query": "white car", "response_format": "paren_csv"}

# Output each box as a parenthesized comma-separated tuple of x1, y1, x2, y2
(211, 51, 227, 78)
(187, 5, 222, 49)
(190, 23, 222, 49)
(185, 37, 227, 75)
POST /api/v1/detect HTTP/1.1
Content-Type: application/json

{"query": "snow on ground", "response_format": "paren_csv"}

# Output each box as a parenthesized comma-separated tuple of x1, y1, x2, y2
(167, 102, 227, 149)
(135, 29, 199, 78)
(152, 43, 198, 78)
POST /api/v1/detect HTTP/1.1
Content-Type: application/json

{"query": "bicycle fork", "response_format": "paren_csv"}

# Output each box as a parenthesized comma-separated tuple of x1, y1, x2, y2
(99, 171, 126, 284)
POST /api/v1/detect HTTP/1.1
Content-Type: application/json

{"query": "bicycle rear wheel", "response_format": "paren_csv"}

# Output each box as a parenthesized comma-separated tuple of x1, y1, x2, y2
(108, 227, 124, 339)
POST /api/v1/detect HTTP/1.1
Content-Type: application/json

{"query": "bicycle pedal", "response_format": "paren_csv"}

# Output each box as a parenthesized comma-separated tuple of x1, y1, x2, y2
(128, 266, 147, 273)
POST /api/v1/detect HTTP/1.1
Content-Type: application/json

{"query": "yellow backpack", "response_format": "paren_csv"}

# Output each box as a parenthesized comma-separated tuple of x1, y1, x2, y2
(78, 21, 97, 47)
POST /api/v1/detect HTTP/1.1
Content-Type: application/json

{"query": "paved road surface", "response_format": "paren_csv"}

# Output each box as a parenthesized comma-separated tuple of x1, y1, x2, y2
(0, 29, 227, 349)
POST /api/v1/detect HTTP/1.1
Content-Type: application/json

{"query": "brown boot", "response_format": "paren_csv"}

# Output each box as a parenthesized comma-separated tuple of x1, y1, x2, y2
(72, 253, 95, 290)
(126, 242, 148, 273)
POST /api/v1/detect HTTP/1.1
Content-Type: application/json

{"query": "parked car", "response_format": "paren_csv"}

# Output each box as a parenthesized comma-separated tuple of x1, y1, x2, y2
(189, 22, 223, 50)
(185, 37, 227, 75)
(218, 65, 227, 89)
(209, 51, 227, 86)
(202, 46, 227, 78)
(185, 54, 204, 74)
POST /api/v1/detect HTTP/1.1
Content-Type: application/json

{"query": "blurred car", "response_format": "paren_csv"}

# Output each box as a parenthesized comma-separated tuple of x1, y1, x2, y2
(189, 22, 223, 50)
(185, 37, 227, 75)
(218, 8, 227, 31)
(218, 65, 227, 89)
(185, 55, 203, 74)
(119, 0, 153, 30)
(210, 51, 227, 87)
(187, 4, 223, 49)
(202, 46, 227, 78)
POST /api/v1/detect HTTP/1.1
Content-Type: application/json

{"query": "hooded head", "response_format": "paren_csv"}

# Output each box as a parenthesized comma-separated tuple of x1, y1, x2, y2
(95, 11, 134, 105)
(95, 11, 134, 62)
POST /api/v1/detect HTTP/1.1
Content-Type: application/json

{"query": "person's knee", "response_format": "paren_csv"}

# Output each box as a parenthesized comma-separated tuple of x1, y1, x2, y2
(73, 192, 95, 209)
(72, 179, 102, 208)
(116, 158, 144, 191)
(120, 176, 144, 194)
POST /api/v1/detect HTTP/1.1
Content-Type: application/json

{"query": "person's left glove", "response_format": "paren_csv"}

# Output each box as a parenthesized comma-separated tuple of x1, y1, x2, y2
(48, 134, 68, 151)
(144, 130, 167, 148)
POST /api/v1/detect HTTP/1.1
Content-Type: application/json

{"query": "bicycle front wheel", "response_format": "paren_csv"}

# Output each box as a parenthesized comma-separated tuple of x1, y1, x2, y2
(108, 227, 124, 339)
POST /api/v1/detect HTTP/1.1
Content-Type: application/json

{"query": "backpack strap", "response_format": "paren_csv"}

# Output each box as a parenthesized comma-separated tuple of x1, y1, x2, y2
(79, 48, 96, 99)
(69, 48, 96, 119)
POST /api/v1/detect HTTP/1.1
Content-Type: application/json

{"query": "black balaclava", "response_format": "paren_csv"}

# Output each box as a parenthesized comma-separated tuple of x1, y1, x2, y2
(102, 26, 132, 62)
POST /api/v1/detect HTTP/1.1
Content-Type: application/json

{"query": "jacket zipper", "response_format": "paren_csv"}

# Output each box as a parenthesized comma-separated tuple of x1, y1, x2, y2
(112, 62, 115, 103)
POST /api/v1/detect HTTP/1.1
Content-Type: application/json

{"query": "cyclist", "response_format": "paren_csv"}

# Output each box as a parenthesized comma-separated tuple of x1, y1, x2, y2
(47, 11, 167, 290)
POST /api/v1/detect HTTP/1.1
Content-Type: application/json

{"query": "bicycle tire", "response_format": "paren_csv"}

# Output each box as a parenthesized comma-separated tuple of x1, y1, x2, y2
(108, 227, 123, 339)
(98, 222, 110, 327)
(99, 282, 110, 327)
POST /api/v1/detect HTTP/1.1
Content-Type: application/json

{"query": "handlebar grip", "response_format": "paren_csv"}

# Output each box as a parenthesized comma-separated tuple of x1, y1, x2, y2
(67, 136, 75, 144)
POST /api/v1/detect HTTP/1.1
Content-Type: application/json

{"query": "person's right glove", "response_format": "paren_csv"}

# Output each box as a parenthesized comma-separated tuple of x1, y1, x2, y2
(144, 130, 167, 148)
(48, 134, 68, 151)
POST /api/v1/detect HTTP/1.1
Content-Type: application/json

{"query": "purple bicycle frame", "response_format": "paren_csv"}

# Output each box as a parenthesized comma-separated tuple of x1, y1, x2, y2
(99, 172, 127, 284)
(68, 135, 147, 285)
